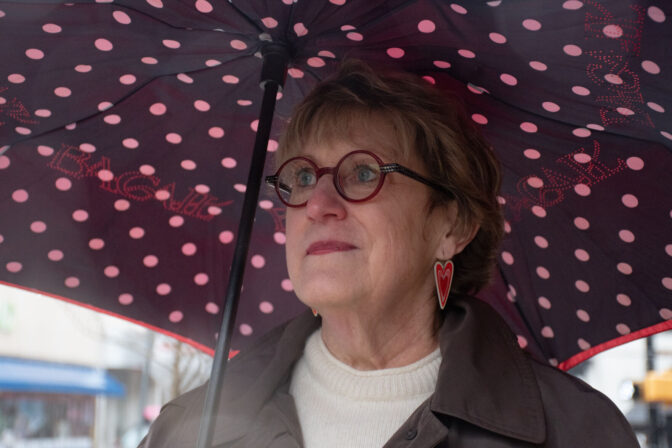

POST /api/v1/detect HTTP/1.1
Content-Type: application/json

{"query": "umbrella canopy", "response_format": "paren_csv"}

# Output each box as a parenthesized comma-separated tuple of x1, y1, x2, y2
(0, 0, 670, 371)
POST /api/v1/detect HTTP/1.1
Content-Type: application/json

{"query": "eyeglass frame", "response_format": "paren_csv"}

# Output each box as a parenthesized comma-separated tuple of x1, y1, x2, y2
(264, 149, 454, 207)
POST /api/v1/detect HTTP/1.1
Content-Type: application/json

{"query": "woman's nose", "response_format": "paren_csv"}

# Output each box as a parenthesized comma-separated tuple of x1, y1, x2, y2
(305, 175, 347, 221)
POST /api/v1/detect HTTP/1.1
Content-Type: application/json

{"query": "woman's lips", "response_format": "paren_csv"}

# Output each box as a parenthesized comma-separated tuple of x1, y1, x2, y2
(306, 240, 357, 255)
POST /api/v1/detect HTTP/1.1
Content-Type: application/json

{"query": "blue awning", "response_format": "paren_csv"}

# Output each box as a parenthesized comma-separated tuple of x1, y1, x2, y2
(0, 357, 125, 396)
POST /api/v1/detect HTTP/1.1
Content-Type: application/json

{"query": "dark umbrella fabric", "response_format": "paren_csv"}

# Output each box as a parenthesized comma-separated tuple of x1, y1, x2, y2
(0, 0, 670, 370)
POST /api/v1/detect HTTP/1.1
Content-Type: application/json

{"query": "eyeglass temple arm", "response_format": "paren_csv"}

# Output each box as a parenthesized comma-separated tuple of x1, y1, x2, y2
(381, 164, 454, 199)
(265, 175, 292, 195)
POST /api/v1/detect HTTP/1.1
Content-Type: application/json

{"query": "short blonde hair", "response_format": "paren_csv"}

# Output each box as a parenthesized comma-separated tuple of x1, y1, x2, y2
(278, 60, 503, 295)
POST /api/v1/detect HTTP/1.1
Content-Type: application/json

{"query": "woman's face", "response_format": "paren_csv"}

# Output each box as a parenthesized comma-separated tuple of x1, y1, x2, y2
(284, 121, 460, 317)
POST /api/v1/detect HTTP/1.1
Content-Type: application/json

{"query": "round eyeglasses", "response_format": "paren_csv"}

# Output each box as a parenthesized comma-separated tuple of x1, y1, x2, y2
(265, 150, 453, 207)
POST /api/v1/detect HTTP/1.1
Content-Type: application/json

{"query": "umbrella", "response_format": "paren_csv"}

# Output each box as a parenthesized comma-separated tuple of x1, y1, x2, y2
(1, 0, 671, 437)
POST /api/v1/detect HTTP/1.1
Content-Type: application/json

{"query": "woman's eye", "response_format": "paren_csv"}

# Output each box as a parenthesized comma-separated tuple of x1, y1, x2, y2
(296, 169, 316, 187)
(355, 165, 377, 182)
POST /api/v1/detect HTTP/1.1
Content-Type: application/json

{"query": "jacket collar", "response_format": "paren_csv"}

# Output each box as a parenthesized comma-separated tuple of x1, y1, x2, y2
(431, 296, 546, 443)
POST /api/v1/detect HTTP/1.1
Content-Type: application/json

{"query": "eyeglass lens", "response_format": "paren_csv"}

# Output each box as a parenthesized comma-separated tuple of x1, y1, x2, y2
(276, 152, 382, 205)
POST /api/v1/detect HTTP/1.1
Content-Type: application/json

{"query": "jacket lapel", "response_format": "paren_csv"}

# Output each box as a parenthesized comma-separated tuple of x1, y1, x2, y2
(430, 296, 546, 444)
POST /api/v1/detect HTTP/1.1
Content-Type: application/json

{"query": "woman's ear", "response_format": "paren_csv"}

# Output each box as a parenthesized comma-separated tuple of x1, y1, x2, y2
(433, 202, 480, 260)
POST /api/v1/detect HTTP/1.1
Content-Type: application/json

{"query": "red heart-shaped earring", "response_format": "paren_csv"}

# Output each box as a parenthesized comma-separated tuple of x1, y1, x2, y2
(434, 260, 454, 310)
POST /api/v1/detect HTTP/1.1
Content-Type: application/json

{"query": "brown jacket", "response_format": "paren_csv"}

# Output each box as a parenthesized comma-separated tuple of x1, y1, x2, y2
(139, 297, 639, 447)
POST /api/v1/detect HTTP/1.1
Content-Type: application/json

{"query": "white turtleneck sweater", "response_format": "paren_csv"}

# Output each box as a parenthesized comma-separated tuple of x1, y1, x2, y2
(289, 329, 441, 448)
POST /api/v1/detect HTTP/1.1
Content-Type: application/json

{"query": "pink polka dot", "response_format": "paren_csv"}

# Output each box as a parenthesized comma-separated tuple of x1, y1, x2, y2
(234, 184, 247, 193)
(433, 60, 451, 69)
(258, 200, 273, 210)
(6, 262, 22, 273)
(522, 19, 541, 31)
(34, 109, 52, 118)
(119, 293, 134, 305)
(72, 210, 89, 222)
(617, 107, 634, 116)
(141, 57, 158, 64)
(281, 279, 293, 291)
(471, 114, 488, 125)
(54, 87, 72, 97)
(149, 103, 166, 115)
(268, 140, 279, 152)
(534, 236, 549, 248)
(95, 38, 113, 51)
(26, 49, 45, 60)
(262, 17, 278, 28)
(89, 238, 105, 250)
(616, 324, 630, 335)
(531, 206, 547, 218)
(166, 133, 182, 144)
(38, 146, 53, 159)
(574, 183, 591, 196)
(602, 24, 623, 38)
(329, 0, 345, 4)
(115, 199, 130, 211)
(129, 227, 145, 239)
(489, 32, 506, 44)
(586, 123, 604, 131)
(346, 32, 363, 41)
(53, 177, 71, 191)
(520, 122, 537, 133)
(139, 164, 155, 176)
(251, 254, 265, 268)
(660, 308, 672, 319)
(168, 310, 183, 322)
(458, 49, 475, 58)
(574, 249, 590, 262)
(662, 278, 672, 290)
(527, 177, 543, 188)
(617, 294, 631, 306)
(517, 335, 528, 349)
(205, 302, 219, 314)
(418, 19, 436, 33)
(195, 184, 210, 194)
(219, 231, 234, 244)
(12, 189, 28, 203)
(274, 232, 286, 244)
(98, 102, 113, 111)
(642, 60, 661, 75)
(619, 229, 635, 243)
(538, 297, 552, 309)
(7, 74, 25, 84)
(122, 138, 139, 149)
(563, 0, 583, 9)
(209, 127, 225, 139)
(194, 273, 209, 285)
(450, 3, 467, 14)
(78, 143, 96, 154)
(386, 48, 405, 59)
(177, 73, 193, 84)
(30, 221, 46, 233)
(529, 61, 547, 71)
(665, 244, 672, 257)
(536, 266, 550, 279)
(318, 51, 336, 59)
(182, 243, 197, 256)
(648, 102, 665, 113)
(162, 39, 180, 49)
(575, 280, 590, 293)
(239, 324, 253, 336)
(15, 127, 31, 136)
(523, 149, 540, 159)
(307, 57, 325, 67)
(542, 102, 560, 112)
(65, 277, 80, 288)
(501, 251, 514, 265)
(195, 0, 212, 13)
(541, 326, 554, 338)
(98, 169, 114, 182)
(648, 6, 666, 23)
(626, 156, 644, 171)
(104, 265, 120, 278)
(259, 301, 274, 314)
(563, 44, 582, 56)
(47, 250, 63, 262)
(573, 128, 591, 138)
(0, 156, 9, 170)
(572, 85, 590, 96)
(143, 255, 158, 268)
(156, 283, 171, 295)
(578, 338, 591, 350)
(604, 73, 622, 84)
(467, 84, 488, 95)
(119, 74, 136, 85)
(621, 194, 638, 208)
(104, 114, 121, 125)
(573, 217, 589, 230)
(293, 23, 308, 37)
(43, 23, 63, 33)
(237, 99, 252, 106)
(180, 159, 196, 170)
(113, 10, 131, 24)
(576, 310, 590, 322)
(166, 216, 183, 228)
(194, 100, 210, 111)
(617, 262, 632, 275)
(75, 64, 92, 73)
(500, 73, 518, 86)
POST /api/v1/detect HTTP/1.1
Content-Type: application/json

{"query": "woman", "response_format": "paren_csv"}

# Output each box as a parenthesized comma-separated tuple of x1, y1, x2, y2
(140, 61, 638, 447)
